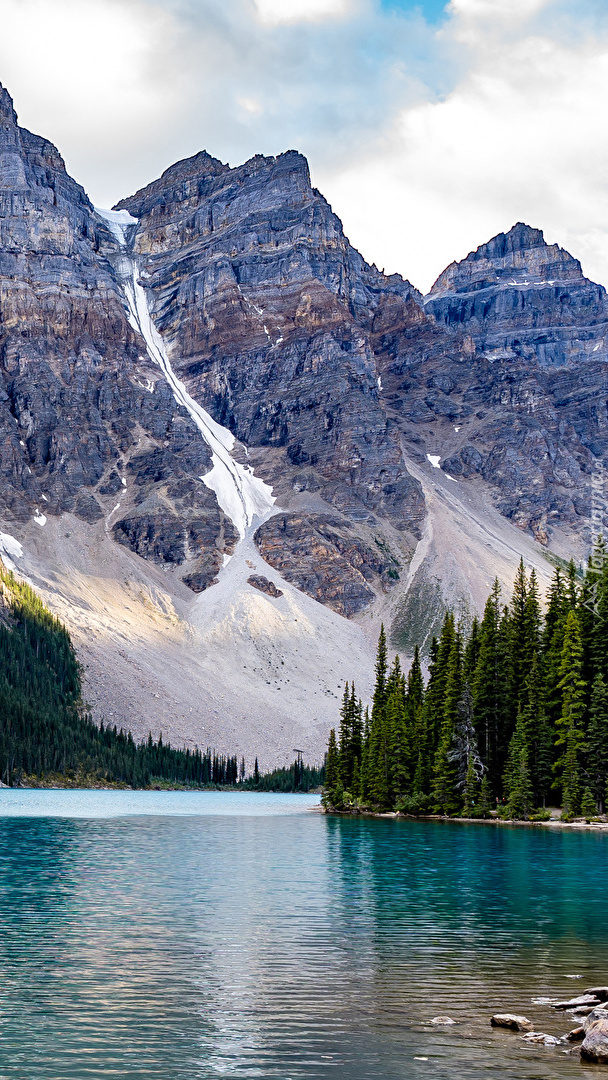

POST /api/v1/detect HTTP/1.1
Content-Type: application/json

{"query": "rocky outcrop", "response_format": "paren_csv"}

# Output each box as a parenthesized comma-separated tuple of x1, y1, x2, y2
(254, 512, 399, 616)
(116, 151, 426, 544)
(247, 575, 283, 598)
(425, 223, 608, 368)
(0, 84, 235, 592)
(374, 223, 608, 545)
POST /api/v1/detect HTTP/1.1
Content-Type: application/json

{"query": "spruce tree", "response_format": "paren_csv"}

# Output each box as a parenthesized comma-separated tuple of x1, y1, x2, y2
(581, 786, 597, 822)
(366, 628, 394, 808)
(431, 631, 462, 814)
(387, 680, 409, 804)
(477, 774, 493, 818)
(506, 747, 535, 820)
(324, 729, 339, 801)
(554, 611, 586, 816)
(586, 674, 608, 811)
(472, 581, 511, 795)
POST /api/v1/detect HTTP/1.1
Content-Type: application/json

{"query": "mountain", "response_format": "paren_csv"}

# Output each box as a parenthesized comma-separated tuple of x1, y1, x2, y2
(0, 82, 604, 766)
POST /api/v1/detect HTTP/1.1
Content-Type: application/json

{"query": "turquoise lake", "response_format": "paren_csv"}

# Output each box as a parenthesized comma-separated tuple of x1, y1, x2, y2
(0, 790, 606, 1079)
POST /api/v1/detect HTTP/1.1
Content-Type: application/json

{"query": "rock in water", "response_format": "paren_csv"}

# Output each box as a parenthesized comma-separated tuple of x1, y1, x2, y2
(490, 1014, 534, 1031)
(521, 1032, 561, 1045)
(430, 1016, 456, 1025)
(552, 994, 602, 1010)
(581, 1012, 608, 1063)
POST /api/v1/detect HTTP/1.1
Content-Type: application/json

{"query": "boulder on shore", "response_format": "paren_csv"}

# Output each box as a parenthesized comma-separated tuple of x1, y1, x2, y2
(581, 1012, 608, 1063)
(490, 1014, 534, 1032)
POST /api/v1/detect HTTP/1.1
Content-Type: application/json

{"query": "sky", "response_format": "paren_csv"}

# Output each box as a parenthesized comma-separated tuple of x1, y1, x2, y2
(0, 0, 607, 292)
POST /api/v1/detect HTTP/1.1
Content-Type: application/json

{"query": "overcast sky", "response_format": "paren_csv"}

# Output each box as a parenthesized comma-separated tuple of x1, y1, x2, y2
(0, 0, 607, 292)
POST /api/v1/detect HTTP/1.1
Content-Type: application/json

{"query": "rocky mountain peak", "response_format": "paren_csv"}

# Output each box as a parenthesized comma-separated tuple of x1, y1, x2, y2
(424, 220, 608, 368)
(0, 83, 17, 125)
(428, 222, 585, 298)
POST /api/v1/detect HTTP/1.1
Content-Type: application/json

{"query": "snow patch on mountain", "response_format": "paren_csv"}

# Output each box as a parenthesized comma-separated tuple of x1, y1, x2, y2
(97, 208, 276, 538)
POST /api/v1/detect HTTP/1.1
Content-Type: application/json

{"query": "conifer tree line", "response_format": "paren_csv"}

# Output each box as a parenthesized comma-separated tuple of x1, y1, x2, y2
(0, 564, 315, 790)
(324, 546, 608, 821)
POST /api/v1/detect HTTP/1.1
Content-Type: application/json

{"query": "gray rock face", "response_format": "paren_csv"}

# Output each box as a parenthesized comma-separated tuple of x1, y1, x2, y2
(0, 84, 235, 592)
(254, 512, 399, 617)
(2, 75, 608, 624)
(375, 223, 608, 544)
(425, 223, 608, 369)
(116, 151, 426, 542)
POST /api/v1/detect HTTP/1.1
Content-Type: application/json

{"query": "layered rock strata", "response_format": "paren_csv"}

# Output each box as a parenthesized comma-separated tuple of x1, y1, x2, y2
(116, 151, 426, 544)
(0, 85, 236, 591)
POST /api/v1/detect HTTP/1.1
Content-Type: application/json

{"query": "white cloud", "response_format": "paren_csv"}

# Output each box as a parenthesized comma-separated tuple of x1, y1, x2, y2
(0, 0, 181, 197)
(253, 0, 352, 25)
(318, 3, 608, 291)
(1, 0, 608, 300)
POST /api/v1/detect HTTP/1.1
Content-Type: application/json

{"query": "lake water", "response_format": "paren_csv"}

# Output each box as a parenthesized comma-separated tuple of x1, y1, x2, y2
(0, 791, 605, 1079)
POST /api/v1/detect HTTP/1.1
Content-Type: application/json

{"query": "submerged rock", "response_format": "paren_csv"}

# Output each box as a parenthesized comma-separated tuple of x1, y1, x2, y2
(490, 1014, 534, 1032)
(521, 1032, 561, 1046)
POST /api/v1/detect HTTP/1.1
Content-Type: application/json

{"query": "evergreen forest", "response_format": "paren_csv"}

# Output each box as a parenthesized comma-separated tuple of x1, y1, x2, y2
(0, 563, 317, 791)
(324, 546, 608, 821)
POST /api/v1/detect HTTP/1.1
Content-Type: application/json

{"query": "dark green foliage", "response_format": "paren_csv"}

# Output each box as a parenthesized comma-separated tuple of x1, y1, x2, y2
(505, 747, 535, 820)
(587, 674, 608, 811)
(581, 786, 597, 821)
(472, 582, 512, 794)
(325, 550, 608, 819)
(246, 760, 324, 793)
(553, 611, 586, 816)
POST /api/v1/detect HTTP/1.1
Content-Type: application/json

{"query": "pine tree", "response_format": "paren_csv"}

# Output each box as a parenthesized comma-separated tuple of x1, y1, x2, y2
(554, 611, 586, 817)
(431, 631, 462, 814)
(581, 786, 597, 822)
(324, 729, 339, 802)
(586, 674, 608, 811)
(387, 679, 409, 803)
(472, 581, 511, 795)
(477, 774, 493, 818)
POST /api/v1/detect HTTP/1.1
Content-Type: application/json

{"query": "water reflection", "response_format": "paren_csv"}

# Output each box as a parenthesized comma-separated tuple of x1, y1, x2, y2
(0, 802, 606, 1079)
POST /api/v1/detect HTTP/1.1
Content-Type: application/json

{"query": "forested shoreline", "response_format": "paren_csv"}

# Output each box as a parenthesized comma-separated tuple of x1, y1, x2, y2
(324, 546, 608, 822)
(0, 563, 321, 792)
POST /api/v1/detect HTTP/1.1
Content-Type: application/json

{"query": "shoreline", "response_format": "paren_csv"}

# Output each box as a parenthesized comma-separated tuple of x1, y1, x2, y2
(323, 808, 608, 831)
